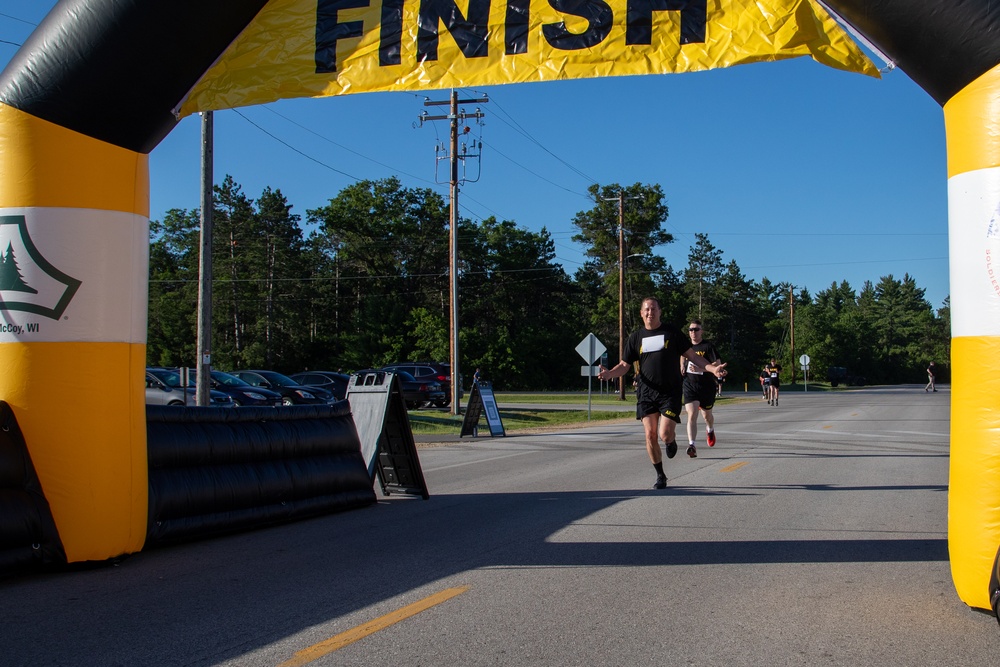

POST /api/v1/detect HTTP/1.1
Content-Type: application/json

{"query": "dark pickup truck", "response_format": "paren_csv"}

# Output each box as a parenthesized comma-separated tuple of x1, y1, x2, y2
(827, 366, 866, 387)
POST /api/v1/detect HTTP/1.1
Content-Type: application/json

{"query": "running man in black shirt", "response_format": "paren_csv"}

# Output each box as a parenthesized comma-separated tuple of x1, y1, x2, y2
(598, 297, 727, 489)
(682, 320, 724, 458)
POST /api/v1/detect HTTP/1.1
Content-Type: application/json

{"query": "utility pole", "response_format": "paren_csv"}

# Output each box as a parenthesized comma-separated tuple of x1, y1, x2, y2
(697, 260, 703, 319)
(789, 285, 796, 385)
(617, 193, 625, 400)
(195, 111, 213, 406)
(601, 190, 640, 400)
(419, 91, 487, 415)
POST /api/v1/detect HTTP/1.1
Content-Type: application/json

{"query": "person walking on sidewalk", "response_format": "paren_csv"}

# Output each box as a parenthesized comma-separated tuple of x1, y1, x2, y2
(681, 320, 724, 458)
(598, 297, 727, 490)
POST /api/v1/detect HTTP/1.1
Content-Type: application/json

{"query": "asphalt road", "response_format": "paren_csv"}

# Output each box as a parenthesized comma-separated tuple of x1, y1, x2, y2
(3, 385, 995, 666)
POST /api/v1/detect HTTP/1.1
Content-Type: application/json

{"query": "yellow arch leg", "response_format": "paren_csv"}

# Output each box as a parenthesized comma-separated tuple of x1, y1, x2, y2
(0, 104, 148, 561)
(945, 64, 1000, 610)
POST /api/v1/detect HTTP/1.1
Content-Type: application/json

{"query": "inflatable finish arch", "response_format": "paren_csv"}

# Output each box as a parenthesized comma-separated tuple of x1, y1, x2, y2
(823, 1, 1000, 611)
(1, 0, 999, 608)
(0, 0, 271, 561)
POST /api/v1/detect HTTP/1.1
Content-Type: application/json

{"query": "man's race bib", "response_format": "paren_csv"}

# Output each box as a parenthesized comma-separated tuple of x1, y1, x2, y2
(641, 334, 665, 353)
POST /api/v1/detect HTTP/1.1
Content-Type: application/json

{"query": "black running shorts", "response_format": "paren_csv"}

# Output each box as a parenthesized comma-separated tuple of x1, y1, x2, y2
(636, 380, 682, 423)
(682, 374, 716, 410)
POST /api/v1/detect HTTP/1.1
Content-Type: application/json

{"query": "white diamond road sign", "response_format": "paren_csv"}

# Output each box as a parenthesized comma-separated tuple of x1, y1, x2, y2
(575, 333, 607, 365)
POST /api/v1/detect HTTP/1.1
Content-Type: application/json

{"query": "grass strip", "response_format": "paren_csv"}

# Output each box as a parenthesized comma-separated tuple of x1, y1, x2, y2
(407, 408, 630, 434)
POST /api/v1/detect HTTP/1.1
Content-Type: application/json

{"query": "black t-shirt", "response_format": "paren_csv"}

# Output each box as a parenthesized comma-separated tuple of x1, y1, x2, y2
(622, 323, 691, 393)
(765, 363, 781, 381)
(685, 341, 720, 383)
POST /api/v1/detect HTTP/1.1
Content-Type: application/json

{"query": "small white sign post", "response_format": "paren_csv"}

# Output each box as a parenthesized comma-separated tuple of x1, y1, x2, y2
(799, 354, 811, 392)
(576, 333, 607, 419)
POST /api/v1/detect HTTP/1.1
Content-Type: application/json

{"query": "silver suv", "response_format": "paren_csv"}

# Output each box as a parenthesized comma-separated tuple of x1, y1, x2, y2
(145, 368, 233, 407)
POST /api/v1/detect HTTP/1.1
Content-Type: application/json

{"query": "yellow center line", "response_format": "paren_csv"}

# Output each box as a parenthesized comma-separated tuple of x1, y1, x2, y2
(278, 585, 470, 667)
(720, 461, 748, 472)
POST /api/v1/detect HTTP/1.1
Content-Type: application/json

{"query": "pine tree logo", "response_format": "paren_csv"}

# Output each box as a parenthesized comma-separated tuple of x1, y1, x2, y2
(0, 215, 81, 320)
(0, 242, 39, 294)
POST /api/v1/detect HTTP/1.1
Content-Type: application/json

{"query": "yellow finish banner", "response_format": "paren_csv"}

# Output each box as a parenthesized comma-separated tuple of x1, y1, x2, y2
(177, 0, 877, 117)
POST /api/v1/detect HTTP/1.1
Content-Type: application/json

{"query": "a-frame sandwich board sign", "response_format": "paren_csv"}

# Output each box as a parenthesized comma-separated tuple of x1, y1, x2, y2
(346, 372, 429, 499)
(460, 380, 506, 437)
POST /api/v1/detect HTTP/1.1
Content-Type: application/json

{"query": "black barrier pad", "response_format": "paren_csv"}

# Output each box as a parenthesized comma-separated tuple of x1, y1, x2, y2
(0, 401, 65, 573)
(145, 402, 376, 545)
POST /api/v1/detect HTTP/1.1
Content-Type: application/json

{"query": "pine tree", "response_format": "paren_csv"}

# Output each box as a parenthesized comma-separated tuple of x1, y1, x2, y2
(0, 242, 38, 293)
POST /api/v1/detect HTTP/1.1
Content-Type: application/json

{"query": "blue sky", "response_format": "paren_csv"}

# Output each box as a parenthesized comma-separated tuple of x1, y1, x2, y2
(2, 2, 950, 310)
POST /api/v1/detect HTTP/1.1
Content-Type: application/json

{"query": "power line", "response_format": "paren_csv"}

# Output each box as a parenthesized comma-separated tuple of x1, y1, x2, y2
(230, 108, 361, 181)
(260, 105, 435, 186)
(744, 256, 946, 270)
(680, 231, 947, 237)
(223, 91, 595, 254)
(0, 8, 39, 48)
(480, 137, 591, 199)
(151, 265, 564, 285)
(0, 11, 37, 26)
(472, 88, 599, 186)
(232, 104, 506, 227)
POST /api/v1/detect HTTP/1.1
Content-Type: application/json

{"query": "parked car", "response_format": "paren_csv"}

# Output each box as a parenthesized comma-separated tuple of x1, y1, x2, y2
(381, 361, 456, 407)
(229, 370, 331, 405)
(827, 366, 866, 387)
(288, 371, 351, 401)
(145, 368, 233, 407)
(206, 370, 283, 407)
(353, 369, 445, 409)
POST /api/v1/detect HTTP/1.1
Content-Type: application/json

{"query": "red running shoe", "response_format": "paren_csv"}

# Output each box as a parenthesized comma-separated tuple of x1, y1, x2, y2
(707, 431, 716, 447)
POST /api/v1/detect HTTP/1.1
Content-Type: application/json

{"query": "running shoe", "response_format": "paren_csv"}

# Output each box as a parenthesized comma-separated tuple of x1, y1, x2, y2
(707, 431, 716, 447)
(687, 444, 697, 458)
(653, 474, 667, 490)
(666, 441, 678, 459)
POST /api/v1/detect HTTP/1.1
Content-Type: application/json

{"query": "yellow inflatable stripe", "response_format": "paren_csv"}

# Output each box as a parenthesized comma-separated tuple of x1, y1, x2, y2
(945, 63, 1000, 178)
(949, 335, 1000, 611)
(0, 342, 148, 561)
(0, 104, 149, 215)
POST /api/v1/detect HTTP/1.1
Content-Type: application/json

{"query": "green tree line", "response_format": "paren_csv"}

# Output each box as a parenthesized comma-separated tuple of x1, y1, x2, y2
(148, 177, 950, 389)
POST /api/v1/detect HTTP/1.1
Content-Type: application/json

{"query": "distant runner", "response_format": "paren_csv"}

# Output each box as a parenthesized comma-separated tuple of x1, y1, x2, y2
(764, 358, 782, 406)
